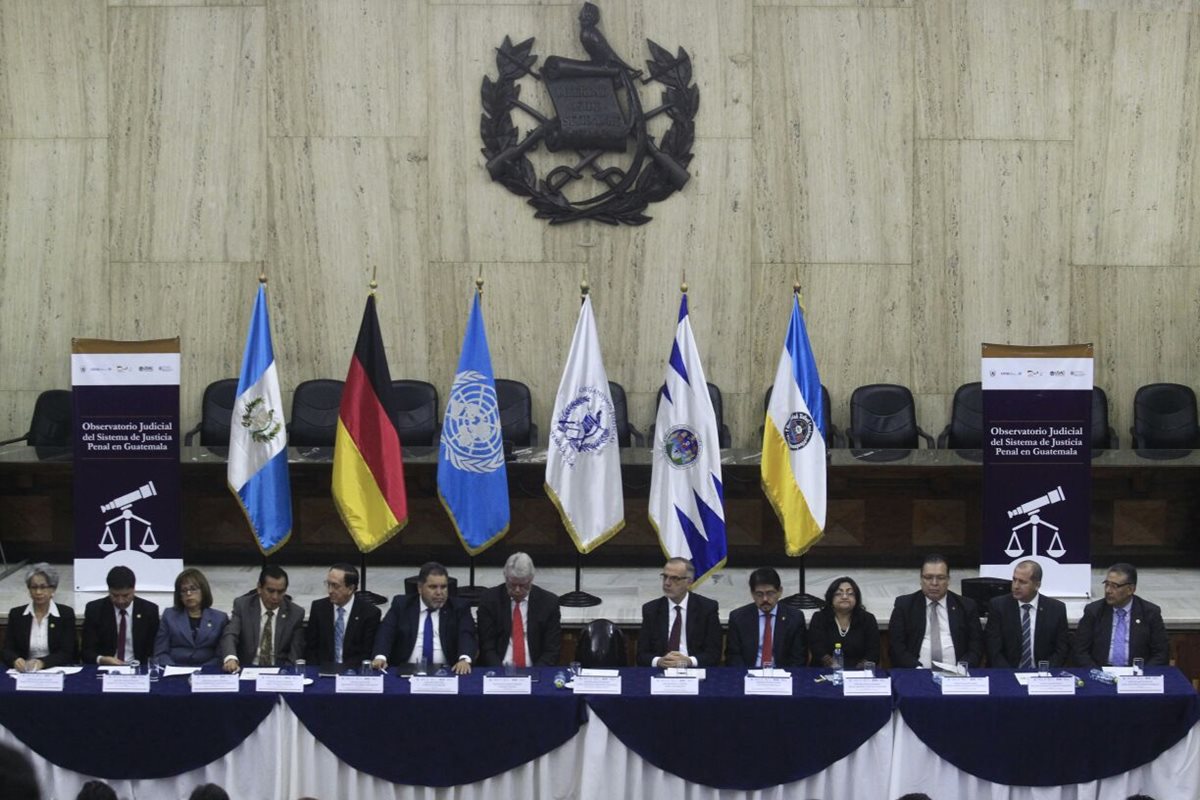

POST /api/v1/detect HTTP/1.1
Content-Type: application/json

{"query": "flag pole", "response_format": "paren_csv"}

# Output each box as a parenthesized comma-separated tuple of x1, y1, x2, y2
(559, 280, 603, 608)
(781, 283, 824, 611)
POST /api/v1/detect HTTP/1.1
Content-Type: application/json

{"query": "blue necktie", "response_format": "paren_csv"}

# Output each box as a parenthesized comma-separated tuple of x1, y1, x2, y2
(1112, 607, 1129, 666)
(334, 606, 345, 663)
(1020, 604, 1033, 668)
(422, 608, 435, 664)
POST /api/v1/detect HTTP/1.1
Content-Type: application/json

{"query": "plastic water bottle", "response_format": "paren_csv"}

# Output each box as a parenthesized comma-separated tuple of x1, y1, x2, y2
(1088, 668, 1117, 685)
(828, 643, 844, 685)
(553, 670, 568, 689)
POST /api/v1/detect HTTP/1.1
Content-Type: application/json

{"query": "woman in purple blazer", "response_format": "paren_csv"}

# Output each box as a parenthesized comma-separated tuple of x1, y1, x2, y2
(154, 568, 228, 667)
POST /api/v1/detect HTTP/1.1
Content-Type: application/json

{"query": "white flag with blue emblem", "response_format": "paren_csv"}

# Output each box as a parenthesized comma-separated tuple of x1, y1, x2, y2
(649, 292, 726, 583)
(545, 295, 625, 553)
(227, 284, 292, 554)
(438, 290, 510, 554)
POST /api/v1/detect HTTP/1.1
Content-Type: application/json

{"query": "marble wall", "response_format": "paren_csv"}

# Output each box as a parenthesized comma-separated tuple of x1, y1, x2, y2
(2, 0, 1199, 451)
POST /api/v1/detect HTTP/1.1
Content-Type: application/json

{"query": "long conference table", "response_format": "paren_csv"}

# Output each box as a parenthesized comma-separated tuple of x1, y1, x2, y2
(2, 666, 1196, 800)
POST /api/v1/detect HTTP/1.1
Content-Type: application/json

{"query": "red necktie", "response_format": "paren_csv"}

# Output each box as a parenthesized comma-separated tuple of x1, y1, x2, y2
(761, 611, 774, 666)
(511, 602, 526, 668)
(667, 605, 682, 651)
(117, 609, 128, 661)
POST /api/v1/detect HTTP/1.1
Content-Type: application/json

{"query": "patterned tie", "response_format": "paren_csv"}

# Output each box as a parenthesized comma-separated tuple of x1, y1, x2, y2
(1020, 603, 1034, 668)
(116, 609, 128, 661)
(1112, 607, 1129, 666)
(667, 605, 683, 651)
(929, 601, 943, 665)
(511, 602, 526, 668)
(333, 606, 345, 664)
(258, 609, 275, 666)
(760, 611, 774, 667)
(422, 608, 435, 665)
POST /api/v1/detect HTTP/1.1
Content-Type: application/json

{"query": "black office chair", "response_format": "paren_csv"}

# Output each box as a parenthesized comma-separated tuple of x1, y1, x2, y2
(288, 379, 344, 447)
(183, 379, 239, 446)
(608, 381, 644, 447)
(1091, 386, 1118, 450)
(937, 382, 983, 449)
(648, 382, 732, 448)
(760, 384, 842, 447)
(495, 378, 538, 447)
(575, 619, 627, 668)
(848, 383, 934, 449)
(1130, 383, 1199, 449)
(391, 380, 439, 447)
(0, 390, 73, 447)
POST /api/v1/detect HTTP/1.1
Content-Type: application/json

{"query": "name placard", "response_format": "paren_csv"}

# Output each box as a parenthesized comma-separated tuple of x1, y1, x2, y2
(409, 675, 458, 694)
(663, 667, 706, 680)
(483, 676, 532, 695)
(572, 676, 622, 694)
(651, 676, 700, 695)
(843, 677, 892, 696)
(190, 674, 240, 693)
(256, 674, 305, 693)
(745, 675, 793, 696)
(336, 675, 384, 694)
(103, 674, 150, 693)
(1027, 676, 1075, 695)
(1117, 675, 1165, 695)
(940, 677, 990, 695)
(15, 673, 64, 692)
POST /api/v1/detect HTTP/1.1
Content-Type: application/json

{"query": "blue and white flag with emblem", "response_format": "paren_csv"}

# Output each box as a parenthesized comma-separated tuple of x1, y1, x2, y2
(227, 283, 292, 555)
(545, 295, 625, 553)
(438, 290, 510, 554)
(649, 292, 726, 583)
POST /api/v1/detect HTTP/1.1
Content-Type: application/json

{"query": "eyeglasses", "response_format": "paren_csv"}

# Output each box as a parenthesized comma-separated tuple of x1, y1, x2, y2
(921, 574, 949, 583)
(324, 581, 345, 590)
(28, 584, 52, 591)
(832, 590, 856, 597)
(660, 573, 690, 584)
(1102, 580, 1131, 589)
(179, 586, 201, 595)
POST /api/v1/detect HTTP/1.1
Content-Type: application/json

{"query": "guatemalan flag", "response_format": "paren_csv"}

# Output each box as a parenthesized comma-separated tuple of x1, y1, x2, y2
(438, 290, 510, 554)
(761, 292, 826, 555)
(227, 283, 292, 555)
(648, 291, 726, 584)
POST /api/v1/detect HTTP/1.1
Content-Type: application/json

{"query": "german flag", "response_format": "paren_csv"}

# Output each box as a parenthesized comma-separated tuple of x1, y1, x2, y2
(332, 295, 407, 551)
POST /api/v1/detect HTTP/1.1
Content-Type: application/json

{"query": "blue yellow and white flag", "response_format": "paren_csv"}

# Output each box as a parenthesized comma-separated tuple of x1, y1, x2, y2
(648, 292, 726, 583)
(545, 295, 624, 553)
(761, 293, 826, 556)
(438, 291, 510, 554)
(227, 284, 292, 554)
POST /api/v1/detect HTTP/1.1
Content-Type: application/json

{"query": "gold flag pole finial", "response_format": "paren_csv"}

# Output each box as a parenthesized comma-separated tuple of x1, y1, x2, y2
(258, 270, 267, 285)
(680, 270, 688, 294)
(475, 275, 484, 296)
(580, 280, 590, 299)
(369, 266, 378, 292)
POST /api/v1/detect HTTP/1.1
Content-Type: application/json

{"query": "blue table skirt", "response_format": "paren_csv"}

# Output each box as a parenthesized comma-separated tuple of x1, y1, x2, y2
(0, 669, 275, 779)
(285, 669, 587, 786)
(586, 668, 894, 790)
(893, 667, 1200, 786)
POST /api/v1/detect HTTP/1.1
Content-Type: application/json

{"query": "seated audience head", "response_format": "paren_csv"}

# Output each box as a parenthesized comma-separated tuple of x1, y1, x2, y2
(325, 563, 359, 607)
(1103, 562, 1138, 607)
(417, 561, 450, 610)
(503, 552, 535, 602)
(660, 557, 695, 603)
(747, 567, 783, 614)
(1011, 559, 1042, 604)
(895, 794, 933, 800)
(75, 781, 118, 800)
(0, 742, 40, 800)
(919, 554, 951, 602)
(173, 568, 213, 612)
(188, 784, 230, 800)
(105, 566, 137, 611)
(826, 575, 866, 616)
(257, 564, 289, 612)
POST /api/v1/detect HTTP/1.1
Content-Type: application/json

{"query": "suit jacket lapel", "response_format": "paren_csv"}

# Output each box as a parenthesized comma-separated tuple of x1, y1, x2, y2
(246, 597, 262, 656)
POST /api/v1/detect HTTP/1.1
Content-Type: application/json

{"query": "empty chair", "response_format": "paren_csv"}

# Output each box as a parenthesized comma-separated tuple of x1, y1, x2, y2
(760, 384, 842, 447)
(1130, 383, 1200, 449)
(1091, 386, 1118, 450)
(288, 379, 344, 447)
(391, 380, 439, 447)
(0, 390, 73, 447)
(848, 383, 934, 449)
(183, 379, 239, 447)
(575, 618, 627, 668)
(937, 382, 983, 449)
(608, 381, 644, 447)
(495, 378, 538, 447)
(648, 382, 732, 448)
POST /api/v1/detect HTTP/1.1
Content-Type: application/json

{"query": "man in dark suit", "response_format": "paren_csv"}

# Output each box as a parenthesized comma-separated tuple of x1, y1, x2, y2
(726, 567, 806, 668)
(1074, 562, 1169, 667)
(372, 562, 477, 675)
(985, 560, 1069, 668)
(222, 564, 306, 672)
(81, 565, 160, 666)
(889, 554, 983, 668)
(304, 563, 380, 667)
(476, 552, 561, 668)
(637, 557, 722, 667)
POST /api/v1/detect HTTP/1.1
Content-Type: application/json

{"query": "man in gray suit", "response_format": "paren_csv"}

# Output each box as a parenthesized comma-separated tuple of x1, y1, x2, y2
(222, 565, 305, 671)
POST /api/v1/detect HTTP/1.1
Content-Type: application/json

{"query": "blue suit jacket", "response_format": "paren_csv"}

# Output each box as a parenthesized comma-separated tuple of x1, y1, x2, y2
(154, 607, 229, 667)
